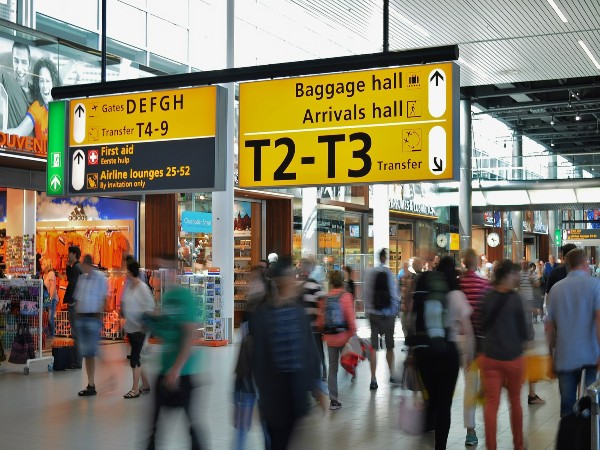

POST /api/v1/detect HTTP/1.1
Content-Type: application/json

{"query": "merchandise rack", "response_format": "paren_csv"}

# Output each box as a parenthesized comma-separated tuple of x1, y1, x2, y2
(0, 279, 54, 374)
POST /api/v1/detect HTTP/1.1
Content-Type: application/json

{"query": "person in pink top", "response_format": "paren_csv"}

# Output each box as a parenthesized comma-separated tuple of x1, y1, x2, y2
(317, 269, 356, 410)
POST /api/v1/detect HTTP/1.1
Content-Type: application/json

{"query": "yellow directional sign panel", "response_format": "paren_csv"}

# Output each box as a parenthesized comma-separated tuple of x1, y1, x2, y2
(238, 62, 459, 188)
(69, 87, 217, 146)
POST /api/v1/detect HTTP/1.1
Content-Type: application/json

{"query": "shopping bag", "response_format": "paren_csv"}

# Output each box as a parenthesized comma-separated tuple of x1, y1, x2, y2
(525, 354, 553, 382)
(0, 338, 6, 362)
(400, 348, 426, 395)
(399, 392, 426, 435)
(8, 323, 35, 364)
(340, 336, 373, 376)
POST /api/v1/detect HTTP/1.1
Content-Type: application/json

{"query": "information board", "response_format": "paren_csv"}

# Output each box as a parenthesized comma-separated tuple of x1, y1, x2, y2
(238, 62, 459, 188)
(562, 228, 600, 246)
(47, 85, 227, 196)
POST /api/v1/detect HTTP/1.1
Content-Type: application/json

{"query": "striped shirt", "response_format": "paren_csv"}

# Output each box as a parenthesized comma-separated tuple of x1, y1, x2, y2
(300, 278, 325, 331)
(459, 270, 491, 337)
(519, 271, 534, 312)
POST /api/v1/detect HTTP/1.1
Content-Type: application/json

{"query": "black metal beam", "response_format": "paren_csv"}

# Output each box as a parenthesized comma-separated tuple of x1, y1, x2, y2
(469, 81, 600, 100)
(383, 0, 389, 53)
(101, 0, 107, 83)
(473, 98, 600, 114)
(52, 45, 459, 99)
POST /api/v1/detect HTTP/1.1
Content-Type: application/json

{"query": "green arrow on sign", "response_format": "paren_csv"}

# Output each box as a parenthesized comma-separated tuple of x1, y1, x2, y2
(47, 101, 67, 196)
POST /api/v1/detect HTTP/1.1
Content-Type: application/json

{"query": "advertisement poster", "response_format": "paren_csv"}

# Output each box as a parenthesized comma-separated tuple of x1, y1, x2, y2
(0, 31, 151, 160)
(234, 201, 251, 233)
(586, 210, 600, 229)
(0, 36, 66, 158)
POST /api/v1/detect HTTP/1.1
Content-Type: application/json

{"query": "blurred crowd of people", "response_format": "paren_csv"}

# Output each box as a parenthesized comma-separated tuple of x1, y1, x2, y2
(234, 242, 600, 450)
(43, 241, 600, 450)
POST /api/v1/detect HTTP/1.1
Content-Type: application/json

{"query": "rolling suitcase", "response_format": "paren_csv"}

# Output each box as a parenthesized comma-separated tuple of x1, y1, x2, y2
(588, 379, 600, 450)
(556, 396, 591, 450)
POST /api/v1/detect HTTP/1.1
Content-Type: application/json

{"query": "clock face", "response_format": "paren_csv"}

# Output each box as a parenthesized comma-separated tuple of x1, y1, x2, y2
(487, 232, 500, 248)
(436, 234, 447, 248)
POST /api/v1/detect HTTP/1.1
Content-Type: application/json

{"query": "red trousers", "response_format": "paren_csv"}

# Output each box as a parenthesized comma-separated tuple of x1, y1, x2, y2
(479, 355, 525, 450)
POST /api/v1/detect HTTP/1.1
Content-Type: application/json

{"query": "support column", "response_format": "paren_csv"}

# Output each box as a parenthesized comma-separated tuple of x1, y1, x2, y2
(301, 187, 318, 259)
(548, 155, 558, 179)
(372, 184, 389, 262)
(211, 0, 235, 342)
(548, 210, 559, 259)
(459, 99, 472, 250)
(513, 211, 523, 262)
(6, 188, 35, 237)
(512, 129, 523, 180)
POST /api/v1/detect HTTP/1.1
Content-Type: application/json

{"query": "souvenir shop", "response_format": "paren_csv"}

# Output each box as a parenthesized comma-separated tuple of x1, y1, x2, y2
(0, 188, 141, 343)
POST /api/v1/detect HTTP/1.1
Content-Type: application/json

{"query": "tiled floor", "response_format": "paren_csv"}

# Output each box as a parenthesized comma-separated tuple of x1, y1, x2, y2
(0, 320, 562, 449)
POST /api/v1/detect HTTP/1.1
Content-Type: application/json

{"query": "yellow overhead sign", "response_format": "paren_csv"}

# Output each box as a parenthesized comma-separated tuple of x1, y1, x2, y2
(68, 86, 217, 146)
(238, 62, 459, 188)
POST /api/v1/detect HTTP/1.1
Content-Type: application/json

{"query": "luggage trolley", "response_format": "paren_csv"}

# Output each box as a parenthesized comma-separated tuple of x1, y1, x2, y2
(0, 279, 54, 374)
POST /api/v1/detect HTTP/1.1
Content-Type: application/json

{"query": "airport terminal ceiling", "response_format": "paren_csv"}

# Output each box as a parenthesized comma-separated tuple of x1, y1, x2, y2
(287, 0, 600, 166)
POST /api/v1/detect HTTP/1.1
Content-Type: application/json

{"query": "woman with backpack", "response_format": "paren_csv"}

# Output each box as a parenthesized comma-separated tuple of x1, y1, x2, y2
(409, 256, 473, 450)
(318, 269, 356, 411)
(480, 260, 528, 450)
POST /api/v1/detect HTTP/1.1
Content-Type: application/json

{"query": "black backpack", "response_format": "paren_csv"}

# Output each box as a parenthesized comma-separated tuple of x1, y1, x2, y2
(373, 269, 392, 310)
(405, 271, 449, 352)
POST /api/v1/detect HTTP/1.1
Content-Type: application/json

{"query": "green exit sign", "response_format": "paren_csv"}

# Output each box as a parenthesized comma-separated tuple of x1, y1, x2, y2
(555, 228, 562, 247)
(47, 101, 67, 196)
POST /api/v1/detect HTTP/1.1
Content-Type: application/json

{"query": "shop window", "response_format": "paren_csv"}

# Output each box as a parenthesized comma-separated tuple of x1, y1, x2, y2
(36, 0, 98, 33)
(147, 15, 188, 63)
(106, 0, 147, 49)
(148, 0, 189, 27)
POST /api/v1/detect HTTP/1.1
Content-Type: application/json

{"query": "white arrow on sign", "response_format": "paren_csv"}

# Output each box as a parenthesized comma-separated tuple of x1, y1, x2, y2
(73, 103, 86, 143)
(72, 149, 85, 191)
(50, 175, 61, 191)
(428, 68, 446, 118)
(429, 125, 446, 176)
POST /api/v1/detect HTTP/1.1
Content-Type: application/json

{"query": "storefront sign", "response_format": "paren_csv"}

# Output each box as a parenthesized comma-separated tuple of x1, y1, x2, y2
(238, 62, 459, 187)
(47, 86, 227, 196)
(181, 211, 212, 234)
(389, 197, 436, 217)
(562, 228, 600, 246)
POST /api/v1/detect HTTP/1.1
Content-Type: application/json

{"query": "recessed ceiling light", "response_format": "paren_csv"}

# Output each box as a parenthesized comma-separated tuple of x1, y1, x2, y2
(550, 116, 555, 125)
(551, 140, 555, 146)
(389, 9, 430, 38)
(546, 0, 568, 22)
(576, 112, 582, 121)
(579, 40, 600, 70)
(458, 57, 487, 79)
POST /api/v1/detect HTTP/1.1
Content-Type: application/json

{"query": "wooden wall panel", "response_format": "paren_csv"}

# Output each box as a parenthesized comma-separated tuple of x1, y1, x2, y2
(265, 198, 292, 263)
(251, 202, 262, 265)
(145, 194, 177, 269)
(486, 226, 504, 263)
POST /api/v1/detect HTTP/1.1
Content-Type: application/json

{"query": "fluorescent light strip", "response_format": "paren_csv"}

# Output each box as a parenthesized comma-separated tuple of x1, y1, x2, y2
(579, 40, 600, 70)
(0, 150, 45, 162)
(458, 57, 487, 79)
(389, 10, 430, 38)
(546, 0, 568, 22)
